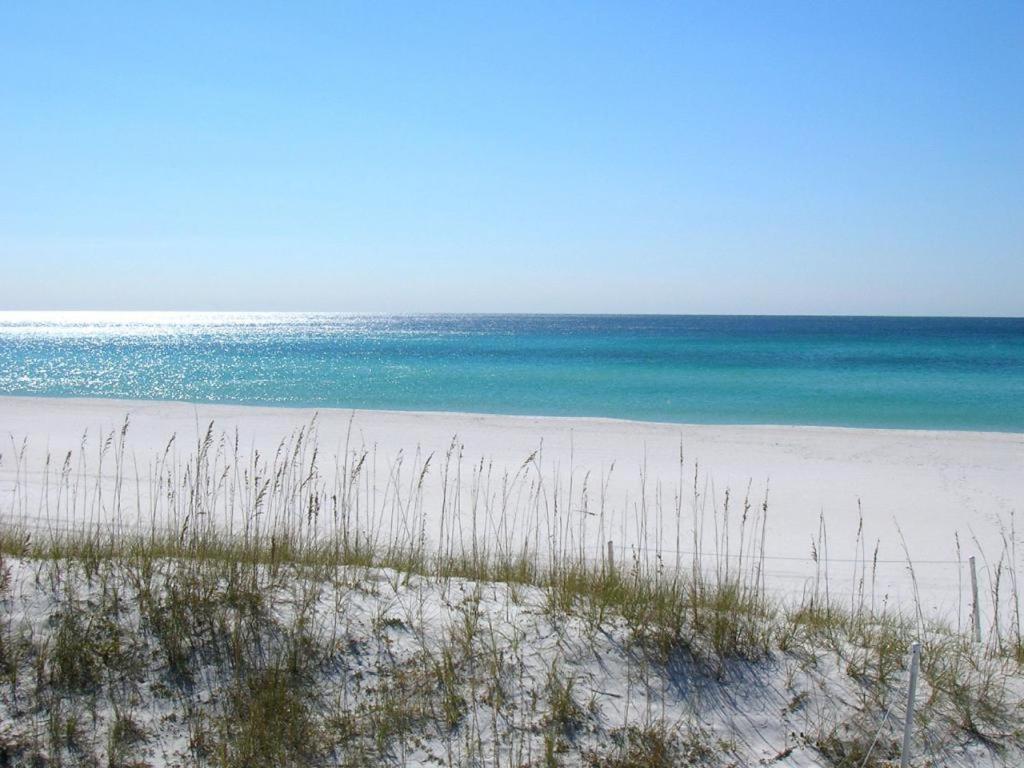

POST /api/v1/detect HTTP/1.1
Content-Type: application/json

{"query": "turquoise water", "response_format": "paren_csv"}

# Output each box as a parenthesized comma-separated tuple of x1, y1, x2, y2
(0, 312, 1022, 431)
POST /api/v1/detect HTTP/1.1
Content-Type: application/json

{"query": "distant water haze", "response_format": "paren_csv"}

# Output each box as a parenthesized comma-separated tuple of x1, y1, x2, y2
(1, 312, 1022, 431)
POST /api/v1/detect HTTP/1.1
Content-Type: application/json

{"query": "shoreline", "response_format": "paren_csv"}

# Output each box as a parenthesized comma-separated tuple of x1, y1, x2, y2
(2, 392, 1022, 437)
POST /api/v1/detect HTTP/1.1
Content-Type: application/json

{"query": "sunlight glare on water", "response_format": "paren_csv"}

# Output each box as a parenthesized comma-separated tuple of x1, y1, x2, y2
(0, 312, 1022, 430)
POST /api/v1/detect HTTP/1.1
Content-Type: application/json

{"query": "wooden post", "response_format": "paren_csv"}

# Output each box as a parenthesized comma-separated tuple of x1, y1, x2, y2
(900, 641, 921, 768)
(607, 540, 615, 575)
(969, 555, 982, 643)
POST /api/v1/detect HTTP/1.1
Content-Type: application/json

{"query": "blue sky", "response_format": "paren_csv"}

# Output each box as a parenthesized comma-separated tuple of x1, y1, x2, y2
(1, 2, 1021, 315)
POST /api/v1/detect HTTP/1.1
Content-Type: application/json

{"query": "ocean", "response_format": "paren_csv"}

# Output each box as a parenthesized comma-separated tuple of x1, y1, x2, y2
(0, 312, 1021, 431)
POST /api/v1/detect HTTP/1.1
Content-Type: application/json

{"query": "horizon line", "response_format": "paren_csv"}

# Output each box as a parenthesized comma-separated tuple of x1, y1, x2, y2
(1, 310, 1022, 321)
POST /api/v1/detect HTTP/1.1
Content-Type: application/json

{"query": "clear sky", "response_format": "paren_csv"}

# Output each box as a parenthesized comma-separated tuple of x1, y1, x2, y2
(1, 2, 1021, 315)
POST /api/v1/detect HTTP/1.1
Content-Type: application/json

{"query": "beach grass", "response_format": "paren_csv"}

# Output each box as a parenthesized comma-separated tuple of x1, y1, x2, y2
(0, 418, 1021, 766)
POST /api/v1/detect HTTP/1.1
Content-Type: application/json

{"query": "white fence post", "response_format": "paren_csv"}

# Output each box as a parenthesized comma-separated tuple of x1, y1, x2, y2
(607, 540, 614, 575)
(899, 641, 921, 768)
(969, 555, 982, 643)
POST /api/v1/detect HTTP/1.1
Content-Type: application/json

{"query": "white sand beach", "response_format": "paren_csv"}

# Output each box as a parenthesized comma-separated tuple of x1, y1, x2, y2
(2, 397, 1023, 764)
(2, 396, 1021, 621)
